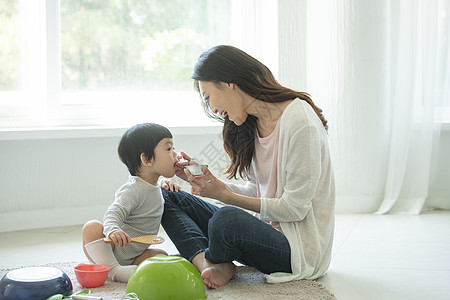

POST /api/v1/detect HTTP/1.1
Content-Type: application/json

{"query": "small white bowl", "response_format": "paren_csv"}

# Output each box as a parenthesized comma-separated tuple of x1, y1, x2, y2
(185, 165, 208, 176)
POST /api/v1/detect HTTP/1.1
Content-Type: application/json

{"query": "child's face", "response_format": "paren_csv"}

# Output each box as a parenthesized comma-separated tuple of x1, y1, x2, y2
(151, 138, 178, 178)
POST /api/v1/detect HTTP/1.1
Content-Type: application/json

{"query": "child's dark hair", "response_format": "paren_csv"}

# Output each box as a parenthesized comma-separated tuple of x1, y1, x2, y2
(118, 123, 172, 176)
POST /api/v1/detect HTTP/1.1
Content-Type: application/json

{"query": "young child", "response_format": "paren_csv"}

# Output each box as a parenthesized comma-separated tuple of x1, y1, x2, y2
(82, 123, 181, 283)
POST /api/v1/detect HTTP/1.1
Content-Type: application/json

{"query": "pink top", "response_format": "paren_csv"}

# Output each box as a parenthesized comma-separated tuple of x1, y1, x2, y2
(254, 118, 283, 233)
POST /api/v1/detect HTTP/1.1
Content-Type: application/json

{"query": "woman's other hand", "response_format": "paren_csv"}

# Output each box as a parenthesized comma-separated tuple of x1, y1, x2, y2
(109, 230, 131, 248)
(184, 166, 230, 202)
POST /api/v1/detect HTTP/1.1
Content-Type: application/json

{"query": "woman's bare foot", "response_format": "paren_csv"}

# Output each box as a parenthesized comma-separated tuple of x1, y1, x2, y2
(201, 262, 236, 289)
(192, 252, 236, 289)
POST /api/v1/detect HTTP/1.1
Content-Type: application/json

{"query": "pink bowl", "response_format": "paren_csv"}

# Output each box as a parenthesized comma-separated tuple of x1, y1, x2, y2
(74, 264, 109, 288)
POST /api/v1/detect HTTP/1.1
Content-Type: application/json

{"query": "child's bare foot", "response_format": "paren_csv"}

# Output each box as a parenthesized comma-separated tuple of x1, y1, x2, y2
(201, 262, 236, 289)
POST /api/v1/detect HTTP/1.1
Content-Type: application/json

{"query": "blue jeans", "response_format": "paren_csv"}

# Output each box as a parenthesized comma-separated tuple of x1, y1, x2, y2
(161, 189, 292, 274)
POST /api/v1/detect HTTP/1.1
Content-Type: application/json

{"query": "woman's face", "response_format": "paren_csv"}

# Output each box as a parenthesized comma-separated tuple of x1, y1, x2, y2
(198, 81, 247, 126)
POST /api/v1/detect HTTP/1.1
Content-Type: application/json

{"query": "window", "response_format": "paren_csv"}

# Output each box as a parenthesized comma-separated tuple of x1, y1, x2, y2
(0, 0, 47, 122)
(0, 0, 20, 91)
(0, 0, 279, 129)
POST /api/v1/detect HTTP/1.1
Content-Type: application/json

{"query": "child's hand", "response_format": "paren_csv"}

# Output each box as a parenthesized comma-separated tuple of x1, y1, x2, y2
(161, 179, 182, 192)
(109, 230, 131, 248)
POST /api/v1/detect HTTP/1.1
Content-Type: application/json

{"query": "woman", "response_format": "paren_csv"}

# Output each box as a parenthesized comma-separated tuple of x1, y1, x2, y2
(161, 45, 335, 289)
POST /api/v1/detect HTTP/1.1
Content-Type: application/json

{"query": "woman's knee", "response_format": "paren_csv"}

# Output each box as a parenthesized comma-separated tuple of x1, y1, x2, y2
(213, 206, 246, 221)
(209, 207, 246, 236)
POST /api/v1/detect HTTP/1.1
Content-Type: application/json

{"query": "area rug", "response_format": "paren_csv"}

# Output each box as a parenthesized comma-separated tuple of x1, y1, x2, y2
(0, 262, 336, 300)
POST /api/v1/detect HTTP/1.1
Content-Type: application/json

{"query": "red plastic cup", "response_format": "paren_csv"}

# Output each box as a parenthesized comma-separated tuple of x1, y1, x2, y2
(74, 264, 109, 288)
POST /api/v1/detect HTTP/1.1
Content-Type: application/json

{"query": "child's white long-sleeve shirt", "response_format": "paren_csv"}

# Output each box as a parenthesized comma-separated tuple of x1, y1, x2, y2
(103, 176, 164, 265)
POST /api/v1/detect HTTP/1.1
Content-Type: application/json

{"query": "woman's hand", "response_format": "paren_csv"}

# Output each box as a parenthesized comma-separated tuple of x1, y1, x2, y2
(109, 230, 131, 248)
(174, 150, 199, 182)
(161, 179, 182, 192)
(185, 166, 231, 202)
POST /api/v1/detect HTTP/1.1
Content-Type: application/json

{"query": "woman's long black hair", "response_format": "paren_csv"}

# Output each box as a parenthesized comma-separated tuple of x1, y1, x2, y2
(192, 45, 327, 180)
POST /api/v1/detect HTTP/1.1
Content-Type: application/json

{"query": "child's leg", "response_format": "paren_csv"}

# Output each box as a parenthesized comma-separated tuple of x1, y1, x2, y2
(82, 220, 104, 263)
(132, 248, 168, 265)
(82, 220, 137, 283)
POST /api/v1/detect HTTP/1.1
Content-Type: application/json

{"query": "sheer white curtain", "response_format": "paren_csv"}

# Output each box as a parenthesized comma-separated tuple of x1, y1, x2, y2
(377, 0, 450, 214)
(278, 0, 450, 214)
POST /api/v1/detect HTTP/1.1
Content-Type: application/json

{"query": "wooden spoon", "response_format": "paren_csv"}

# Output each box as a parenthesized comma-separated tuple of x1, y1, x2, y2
(103, 235, 165, 245)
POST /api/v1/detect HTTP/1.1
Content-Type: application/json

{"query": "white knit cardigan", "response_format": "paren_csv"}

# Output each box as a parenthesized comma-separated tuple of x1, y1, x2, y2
(225, 98, 335, 283)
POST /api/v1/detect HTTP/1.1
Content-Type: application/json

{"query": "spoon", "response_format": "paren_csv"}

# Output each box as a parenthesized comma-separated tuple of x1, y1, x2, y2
(103, 235, 165, 245)
(46, 290, 93, 300)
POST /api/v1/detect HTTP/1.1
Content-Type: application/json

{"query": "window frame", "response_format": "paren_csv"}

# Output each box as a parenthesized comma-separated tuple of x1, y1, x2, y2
(0, 0, 279, 129)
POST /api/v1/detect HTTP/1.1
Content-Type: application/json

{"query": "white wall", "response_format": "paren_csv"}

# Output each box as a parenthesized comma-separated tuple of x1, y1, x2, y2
(1, 127, 449, 232)
(0, 127, 228, 232)
(428, 130, 450, 210)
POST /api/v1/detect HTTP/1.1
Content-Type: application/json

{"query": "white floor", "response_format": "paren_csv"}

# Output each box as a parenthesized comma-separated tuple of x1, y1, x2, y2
(1, 212, 449, 300)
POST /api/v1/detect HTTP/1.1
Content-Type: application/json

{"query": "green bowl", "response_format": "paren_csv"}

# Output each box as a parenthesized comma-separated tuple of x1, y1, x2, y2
(126, 256, 206, 300)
